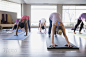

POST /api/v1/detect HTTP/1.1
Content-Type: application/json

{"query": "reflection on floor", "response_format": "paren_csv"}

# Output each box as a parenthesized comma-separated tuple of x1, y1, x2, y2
(0, 28, 86, 57)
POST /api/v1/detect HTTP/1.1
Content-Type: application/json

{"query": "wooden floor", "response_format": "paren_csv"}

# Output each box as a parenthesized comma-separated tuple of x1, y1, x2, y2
(0, 28, 86, 57)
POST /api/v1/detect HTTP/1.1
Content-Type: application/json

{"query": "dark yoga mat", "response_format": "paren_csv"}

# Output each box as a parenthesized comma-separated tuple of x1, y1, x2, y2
(3, 32, 29, 40)
(46, 35, 79, 49)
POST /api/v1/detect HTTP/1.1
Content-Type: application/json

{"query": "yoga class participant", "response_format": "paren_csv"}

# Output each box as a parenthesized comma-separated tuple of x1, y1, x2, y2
(39, 18, 46, 33)
(48, 12, 73, 47)
(74, 13, 86, 34)
(14, 15, 30, 36)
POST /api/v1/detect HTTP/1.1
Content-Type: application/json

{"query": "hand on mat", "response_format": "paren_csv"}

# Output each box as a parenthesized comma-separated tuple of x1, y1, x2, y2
(24, 35, 27, 36)
(50, 44, 58, 47)
(65, 43, 73, 47)
(14, 35, 18, 36)
(44, 32, 47, 34)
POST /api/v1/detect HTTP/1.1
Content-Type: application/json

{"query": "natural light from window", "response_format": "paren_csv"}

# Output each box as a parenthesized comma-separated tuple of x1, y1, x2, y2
(63, 5, 86, 26)
(31, 5, 57, 26)
(0, 1, 21, 18)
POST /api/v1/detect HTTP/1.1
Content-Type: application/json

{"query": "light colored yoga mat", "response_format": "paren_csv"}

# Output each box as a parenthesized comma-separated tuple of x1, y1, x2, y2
(68, 31, 86, 39)
(3, 32, 29, 40)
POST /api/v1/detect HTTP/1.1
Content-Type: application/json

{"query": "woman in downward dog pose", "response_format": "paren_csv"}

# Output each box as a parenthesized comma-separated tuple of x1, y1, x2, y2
(39, 18, 46, 33)
(74, 13, 86, 34)
(14, 15, 30, 36)
(48, 12, 73, 47)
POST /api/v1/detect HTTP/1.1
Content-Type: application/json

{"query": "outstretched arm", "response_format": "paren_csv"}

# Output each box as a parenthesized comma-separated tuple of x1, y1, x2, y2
(50, 23, 58, 47)
(38, 22, 40, 29)
(14, 23, 19, 36)
(52, 23, 56, 44)
(40, 23, 42, 32)
(44, 23, 46, 33)
(61, 23, 73, 47)
(14, 20, 22, 36)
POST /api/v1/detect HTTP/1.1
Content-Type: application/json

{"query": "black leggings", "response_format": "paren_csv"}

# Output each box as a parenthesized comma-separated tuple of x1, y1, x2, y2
(74, 19, 84, 32)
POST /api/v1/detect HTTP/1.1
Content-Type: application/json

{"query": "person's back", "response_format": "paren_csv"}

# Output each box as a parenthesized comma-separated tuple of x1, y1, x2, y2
(41, 18, 46, 23)
(74, 13, 86, 34)
(49, 13, 62, 25)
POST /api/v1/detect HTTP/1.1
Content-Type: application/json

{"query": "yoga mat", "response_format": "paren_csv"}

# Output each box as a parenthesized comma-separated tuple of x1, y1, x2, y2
(3, 32, 29, 40)
(11, 29, 25, 32)
(37, 30, 47, 34)
(68, 32, 86, 39)
(46, 35, 79, 49)
(3, 29, 12, 31)
(1, 29, 25, 34)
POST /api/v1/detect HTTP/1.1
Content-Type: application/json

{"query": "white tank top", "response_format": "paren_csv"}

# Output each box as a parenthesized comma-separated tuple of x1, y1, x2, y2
(41, 18, 46, 23)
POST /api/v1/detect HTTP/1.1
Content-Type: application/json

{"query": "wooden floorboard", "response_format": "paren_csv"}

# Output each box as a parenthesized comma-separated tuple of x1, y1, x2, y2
(0, 28, 86, 57)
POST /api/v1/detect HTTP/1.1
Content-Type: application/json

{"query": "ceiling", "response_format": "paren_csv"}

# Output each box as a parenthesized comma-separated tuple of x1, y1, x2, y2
(2, 0, 86, 4)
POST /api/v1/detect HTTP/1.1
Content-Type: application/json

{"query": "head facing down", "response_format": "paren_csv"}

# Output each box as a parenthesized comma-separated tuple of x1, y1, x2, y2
(56, 26, 63, 35)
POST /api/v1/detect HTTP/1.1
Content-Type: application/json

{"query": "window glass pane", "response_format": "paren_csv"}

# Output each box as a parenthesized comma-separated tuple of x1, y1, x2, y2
(31, 5, 57, 26)
(63, 5, 75, 9)
(63, 5, 86, 26)
(76, 6, 86, 9)
(0, 1, 21, 18)
(75, 10, 86, 18)
(63, 10, 76, 26)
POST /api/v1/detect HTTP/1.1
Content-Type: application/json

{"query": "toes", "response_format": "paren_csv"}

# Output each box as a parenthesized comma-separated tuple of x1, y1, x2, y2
(70, 45, 73, 47)
(49, 45, 55, 48)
